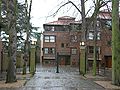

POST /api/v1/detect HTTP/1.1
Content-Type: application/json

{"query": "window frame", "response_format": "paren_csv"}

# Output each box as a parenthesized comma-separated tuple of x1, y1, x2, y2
(88, 32, 94, 40)
(71, 48, 77, 55)
(44, 35, 55, 42)
(88, 46, 94, 53)
(44, 47, 55, 55)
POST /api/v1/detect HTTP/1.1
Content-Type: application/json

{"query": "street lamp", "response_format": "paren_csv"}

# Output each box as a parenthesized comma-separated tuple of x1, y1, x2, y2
(31, 40, 36, 45)
(80, 41, 85, 46)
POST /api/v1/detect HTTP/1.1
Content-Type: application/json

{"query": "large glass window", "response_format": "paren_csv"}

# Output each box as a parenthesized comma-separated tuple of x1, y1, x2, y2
(44, 48, 55, 54)
(44, 35, 55, 42)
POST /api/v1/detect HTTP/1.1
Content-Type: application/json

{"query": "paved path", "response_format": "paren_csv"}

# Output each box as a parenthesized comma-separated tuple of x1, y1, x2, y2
(0, 65, 105, 90)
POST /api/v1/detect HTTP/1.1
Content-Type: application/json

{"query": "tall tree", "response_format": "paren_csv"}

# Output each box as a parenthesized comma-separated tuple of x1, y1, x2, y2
(91, 0, 111, 76)
(23, 0, 32, 74)
(80, 0, 86, 75)
(112, 0, 120, 86)
(92, 0, 99, 76)
(0, 0, 3, 33)
(6, 0, 18, 83)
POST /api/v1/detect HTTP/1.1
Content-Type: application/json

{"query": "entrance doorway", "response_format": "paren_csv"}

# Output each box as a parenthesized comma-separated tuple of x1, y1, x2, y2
(59, 55, 70, 65)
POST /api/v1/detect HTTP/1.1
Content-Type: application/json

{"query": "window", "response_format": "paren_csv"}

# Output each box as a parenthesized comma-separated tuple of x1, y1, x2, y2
(107, 40, 112, 46)
(97, 47, 101, 54)
(88, 32, 94, 40)
(66, 43, 69, 47)
(61, 43, 64, 48)
(88, 46, 100, 54)
(44, 48, 55, 54)
(50, 36, 55, 42)
(97, 32, 100, 40)
(44, 35, 55, 42)
(44, 48, 49, 54)
(97, 21, 100, 27)
(49, 48, 55, 54)
(51, 26, 55, 31)
(105, 21, 112, 28)
(71, 35, 77, 42)
(88, 46, 94, 53)
(44, 36, 49, 42)
(88, 32, 100, 40)
(71, 48, 77, 54)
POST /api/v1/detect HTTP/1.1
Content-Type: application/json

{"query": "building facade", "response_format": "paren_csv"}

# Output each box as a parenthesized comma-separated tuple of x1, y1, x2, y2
(42, 12, 112, 68)
(43, 16, 81, 66)
(86, 11, 112, 68)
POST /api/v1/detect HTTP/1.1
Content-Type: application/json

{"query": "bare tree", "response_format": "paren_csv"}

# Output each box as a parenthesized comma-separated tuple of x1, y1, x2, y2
(45, 0, 111, 76)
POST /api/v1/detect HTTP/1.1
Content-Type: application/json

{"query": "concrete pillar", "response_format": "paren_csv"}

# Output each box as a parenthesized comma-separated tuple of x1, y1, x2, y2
(80, 46, 86, 75)
(30, 46, 36, 75)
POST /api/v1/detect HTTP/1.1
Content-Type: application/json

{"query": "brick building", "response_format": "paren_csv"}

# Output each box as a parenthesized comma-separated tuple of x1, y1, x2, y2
(42, 12, 112, 68)
(43, 16, 81, 66)
(85, 11, 112, 69)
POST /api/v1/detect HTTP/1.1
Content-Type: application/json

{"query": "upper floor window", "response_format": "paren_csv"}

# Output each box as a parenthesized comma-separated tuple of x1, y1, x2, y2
(88, 31, 100, 40)
(71, 48, 77, 55)
(105, 21, 112, 28)
(97, 32, 100, 40)
(51, 26, 55, 31)
(97, 21, 100, 27)
(50, 36, 55, 42)
(44, 35, 55, 42)
(71, 35, 77, 42)
(88, 32, 94, 40)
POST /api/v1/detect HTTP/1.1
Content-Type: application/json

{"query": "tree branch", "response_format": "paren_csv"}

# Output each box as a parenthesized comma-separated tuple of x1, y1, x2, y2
(52, 0, 82, 17)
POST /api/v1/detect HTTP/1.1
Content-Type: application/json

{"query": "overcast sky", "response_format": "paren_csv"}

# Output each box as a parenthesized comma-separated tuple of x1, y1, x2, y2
(25, 0, 111, 32)
(30, 0, 94, 32)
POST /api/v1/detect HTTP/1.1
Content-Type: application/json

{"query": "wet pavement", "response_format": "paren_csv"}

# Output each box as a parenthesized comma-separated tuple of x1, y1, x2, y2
(0, 65, 106, 90)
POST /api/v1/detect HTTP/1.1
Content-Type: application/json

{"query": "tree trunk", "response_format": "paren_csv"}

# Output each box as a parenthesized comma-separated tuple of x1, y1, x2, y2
(23, 0, 32, 74)
(112, 0, 120, 86)
(80, 0, 86, 75)
(0, 0, 2, 33)
(92, 0, 100, 76)
(6, 0, 17, 83)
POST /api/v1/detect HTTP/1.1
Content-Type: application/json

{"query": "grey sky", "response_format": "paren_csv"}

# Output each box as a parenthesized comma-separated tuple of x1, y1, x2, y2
(30, 0, 94, 32)
(20, 0, 111, 32)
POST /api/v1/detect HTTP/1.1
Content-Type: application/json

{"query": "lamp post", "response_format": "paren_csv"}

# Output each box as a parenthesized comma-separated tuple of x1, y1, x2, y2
(80, 41, 86, 75)
(56, 52, 59, 73)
